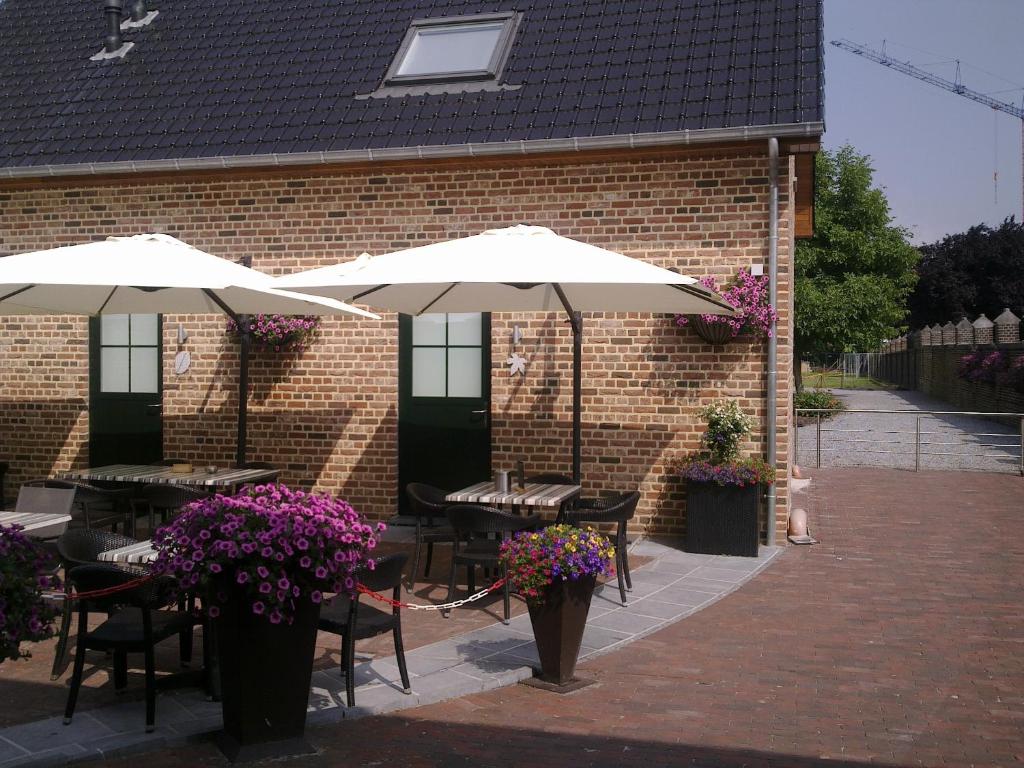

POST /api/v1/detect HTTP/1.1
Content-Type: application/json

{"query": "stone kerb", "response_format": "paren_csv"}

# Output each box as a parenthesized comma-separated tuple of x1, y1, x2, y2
(955, 318, 974, 345)
(972, 314, 994, 345)
(994, 308, 1021, 344)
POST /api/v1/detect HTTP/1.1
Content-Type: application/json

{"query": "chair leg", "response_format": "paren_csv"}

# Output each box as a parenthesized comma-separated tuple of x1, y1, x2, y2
(50, 588, 74, 680)
(113, 651, 128, 690)
(502, 566, 511, 625)
(63, 616, 88, 725)
(620, 526, 632, 591)
(144, 641, 156, 732)
(392, 624, 412, 694)
(343, 632, 356, 707)
(467, 564, 476, 596)
(616, 550, 628, 606)
(443, 561, 457, 619)
(339, 631, 350, 678)
(407, 522, 422, 593)
(423, 541, 434, 579)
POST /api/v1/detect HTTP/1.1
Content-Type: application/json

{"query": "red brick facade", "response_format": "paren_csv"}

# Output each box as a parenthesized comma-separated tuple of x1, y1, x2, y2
(0, 144, 794, 540)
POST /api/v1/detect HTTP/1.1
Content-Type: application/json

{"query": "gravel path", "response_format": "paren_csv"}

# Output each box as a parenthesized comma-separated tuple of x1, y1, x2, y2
(796, 388, 1023, 473)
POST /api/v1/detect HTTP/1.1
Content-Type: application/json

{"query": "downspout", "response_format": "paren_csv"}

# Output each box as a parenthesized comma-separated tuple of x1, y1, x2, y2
(766, 137, 779, 544)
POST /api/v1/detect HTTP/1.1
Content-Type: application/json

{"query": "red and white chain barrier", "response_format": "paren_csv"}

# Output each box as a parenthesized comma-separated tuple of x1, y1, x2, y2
(358, 578, 507, 612)
(42, 574, 156, 603)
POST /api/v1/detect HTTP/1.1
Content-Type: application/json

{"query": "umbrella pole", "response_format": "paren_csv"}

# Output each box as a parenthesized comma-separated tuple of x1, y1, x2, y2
(572, 312, 582, 484)
(236, 319, 250, 468)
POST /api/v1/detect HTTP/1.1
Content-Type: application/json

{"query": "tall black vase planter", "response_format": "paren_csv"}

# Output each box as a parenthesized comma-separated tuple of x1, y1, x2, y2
(685, 481, 760, 557)
(523, 575, 596, 692)
(214, 586, 320, 762)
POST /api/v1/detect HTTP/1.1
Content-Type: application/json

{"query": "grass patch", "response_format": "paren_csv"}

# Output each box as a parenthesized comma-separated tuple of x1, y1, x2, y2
(803, 371, 894, 390)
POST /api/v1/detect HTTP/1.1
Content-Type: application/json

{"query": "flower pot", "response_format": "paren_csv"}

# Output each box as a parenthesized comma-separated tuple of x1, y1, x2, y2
(685, 481, 760, 557)
(689, 315, 736, 345)
(214, 584, 320, 763)
(527, 575, 596, 686)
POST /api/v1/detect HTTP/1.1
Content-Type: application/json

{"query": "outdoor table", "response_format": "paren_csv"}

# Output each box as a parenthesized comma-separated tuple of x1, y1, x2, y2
(59, 464, 279, 492)
(0, 510, 72, 539)
(446, 481, 581, 512)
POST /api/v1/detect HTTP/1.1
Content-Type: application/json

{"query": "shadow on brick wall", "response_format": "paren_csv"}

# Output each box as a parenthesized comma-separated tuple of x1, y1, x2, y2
(0, 398, 88, 494)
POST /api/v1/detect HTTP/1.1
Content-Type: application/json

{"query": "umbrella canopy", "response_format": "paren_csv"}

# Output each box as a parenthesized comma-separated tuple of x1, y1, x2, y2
(0, 233, 378, 317)
(272, 225, 734, 316)
(273, 225, 735, 481)
(0, 234, 379, 466)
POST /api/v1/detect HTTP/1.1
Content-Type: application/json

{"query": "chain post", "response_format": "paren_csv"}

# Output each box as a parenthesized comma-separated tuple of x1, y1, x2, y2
(816, 412, 822, 468)
(915, 415, 921, 472)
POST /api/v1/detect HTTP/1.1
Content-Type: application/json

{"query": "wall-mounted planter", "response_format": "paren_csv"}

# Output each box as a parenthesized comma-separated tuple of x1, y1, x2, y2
(689, 316, 736, 345)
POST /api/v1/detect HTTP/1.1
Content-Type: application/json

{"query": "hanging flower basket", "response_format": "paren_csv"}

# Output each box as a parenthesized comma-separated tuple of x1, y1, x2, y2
(226, 314, 321, 354)
(676, 269, 777, 343)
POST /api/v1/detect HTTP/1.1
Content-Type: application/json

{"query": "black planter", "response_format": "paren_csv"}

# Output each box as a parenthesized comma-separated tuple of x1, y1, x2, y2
(214, 587, 320, 762)
(526, 575, 596, 687)
(689, 316, 736, 344)
(685, 481, 760, 557)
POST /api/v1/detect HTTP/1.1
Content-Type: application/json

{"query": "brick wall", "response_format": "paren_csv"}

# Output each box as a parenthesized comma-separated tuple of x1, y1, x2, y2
(0, 145, 794, 539)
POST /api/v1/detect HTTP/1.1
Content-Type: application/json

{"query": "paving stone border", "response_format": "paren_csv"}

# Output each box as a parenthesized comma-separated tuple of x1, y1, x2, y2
(0, 540, 779, 767)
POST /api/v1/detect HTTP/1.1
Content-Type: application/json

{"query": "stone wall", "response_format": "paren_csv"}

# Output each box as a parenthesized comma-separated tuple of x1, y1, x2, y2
(0, 144, 795, 539)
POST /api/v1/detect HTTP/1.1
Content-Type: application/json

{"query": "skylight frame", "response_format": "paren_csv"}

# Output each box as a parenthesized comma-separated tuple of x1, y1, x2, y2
(384, 12, 520, 87)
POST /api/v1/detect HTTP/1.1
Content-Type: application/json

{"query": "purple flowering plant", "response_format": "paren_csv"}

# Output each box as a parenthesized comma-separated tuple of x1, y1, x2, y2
(675, 269, 778, 339)
(227, 314, 321, 353)
(679, 456, 777, 488)
(680, 400, 776, 488)
(0, 524, 61, 663)
(499, 525, 615, 604)
(151, 484, 383, 625)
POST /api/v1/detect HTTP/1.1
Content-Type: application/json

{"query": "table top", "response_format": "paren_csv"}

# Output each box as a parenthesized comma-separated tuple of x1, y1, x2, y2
(60, 464, 279, 489)
(446, 481, 581, 508)
(0, 511, 72, 538)
(96, 539, 158, 565)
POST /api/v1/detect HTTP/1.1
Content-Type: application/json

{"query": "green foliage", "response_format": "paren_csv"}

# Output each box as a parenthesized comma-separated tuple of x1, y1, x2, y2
(909, 218, 1024, 327)
(699, 400, 753, 464)
(794, 389, 844, 412)
(796, 146, 919, 356)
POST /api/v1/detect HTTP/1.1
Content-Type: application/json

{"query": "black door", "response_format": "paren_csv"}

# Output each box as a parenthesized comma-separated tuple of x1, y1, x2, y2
(88, 314, 163, 466)
(398, 313, 491, 513)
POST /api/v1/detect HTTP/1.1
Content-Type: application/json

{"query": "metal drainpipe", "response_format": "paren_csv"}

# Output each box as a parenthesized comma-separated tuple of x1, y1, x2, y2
(766, 137, 779, 545)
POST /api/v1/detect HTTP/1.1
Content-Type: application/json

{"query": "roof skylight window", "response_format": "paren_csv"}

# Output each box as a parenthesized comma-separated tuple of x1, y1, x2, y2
(385, 13, 519, 86)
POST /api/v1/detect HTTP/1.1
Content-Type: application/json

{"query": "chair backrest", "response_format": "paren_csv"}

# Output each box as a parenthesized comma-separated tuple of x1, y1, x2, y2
(526, 473, 574, 485)
(446, 504, 539, 538)
(67, 564, 172, 612)
(136, 483, 210, 514)
(575, 491, 641, 523)
(15, 485, 76, 516)
(357, 552, 409, 593)
(57, 527, 139, 568)
(406, 482, 450, 520)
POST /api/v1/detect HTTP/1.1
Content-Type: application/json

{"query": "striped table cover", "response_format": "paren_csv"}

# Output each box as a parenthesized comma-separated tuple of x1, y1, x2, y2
(0, 511, 72, 538)
(59, 464, 279, 489)
(96, 539, 158, 565)
(445, 481, 581, 508)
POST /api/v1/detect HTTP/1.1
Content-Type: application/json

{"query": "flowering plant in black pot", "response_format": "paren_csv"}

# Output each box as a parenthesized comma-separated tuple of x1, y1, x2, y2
(0, 525, 60, 663)
(680, 401, 775, 557)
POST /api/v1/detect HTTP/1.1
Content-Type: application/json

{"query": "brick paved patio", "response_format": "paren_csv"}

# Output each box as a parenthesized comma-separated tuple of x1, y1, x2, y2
(86, 468, 1024, 767)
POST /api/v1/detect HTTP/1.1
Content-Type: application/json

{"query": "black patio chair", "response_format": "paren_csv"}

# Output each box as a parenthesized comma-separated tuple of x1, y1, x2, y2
(50, 528, 147, 680)
(131, 483, 210, 534)
(24, 479, 134, 535)
(444, 504, 541, 625)
(404, 482, 456, 592)
(559, 491, 641, 606)
(63, 564, 196, 733)
(317, 553, 412, 708)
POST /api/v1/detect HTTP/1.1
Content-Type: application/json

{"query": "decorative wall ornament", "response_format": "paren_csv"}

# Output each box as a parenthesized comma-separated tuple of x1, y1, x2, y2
(507, 351, 527, 376)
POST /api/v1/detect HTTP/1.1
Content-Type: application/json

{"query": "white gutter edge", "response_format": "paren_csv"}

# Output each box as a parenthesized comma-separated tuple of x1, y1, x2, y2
(0, 122, 823, 180)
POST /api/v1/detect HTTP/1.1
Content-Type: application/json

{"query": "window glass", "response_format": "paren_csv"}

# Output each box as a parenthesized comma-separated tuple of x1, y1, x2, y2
(447, 313, 482, 346)
(412, 314, 446, 345)
(129, 314, 159, 345)
(412, 348, 447, 397)
(447, 348, 482, 398)
(100, 348, 130, 393)
(396, 21, 504, 77)
(101, 314, 130, 346)
(130, 348, 159, 393)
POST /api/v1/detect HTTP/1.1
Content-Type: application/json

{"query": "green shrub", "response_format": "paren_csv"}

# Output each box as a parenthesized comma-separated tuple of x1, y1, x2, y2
(794, 389, 844, 412)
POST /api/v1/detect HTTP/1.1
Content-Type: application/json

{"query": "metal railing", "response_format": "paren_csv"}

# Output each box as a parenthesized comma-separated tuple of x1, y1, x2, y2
(796, 408, 1024, 476)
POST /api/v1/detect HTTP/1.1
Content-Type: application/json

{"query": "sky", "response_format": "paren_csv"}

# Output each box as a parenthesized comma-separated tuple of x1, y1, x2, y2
(824, 0, 1024, 245)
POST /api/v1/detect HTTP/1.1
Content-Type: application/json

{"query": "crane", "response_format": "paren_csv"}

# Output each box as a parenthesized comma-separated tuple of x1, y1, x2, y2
(831, 38, 1024, 222)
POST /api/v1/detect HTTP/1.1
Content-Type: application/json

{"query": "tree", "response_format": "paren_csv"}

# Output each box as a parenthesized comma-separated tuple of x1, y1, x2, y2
(795, 146, 919, 375)
(909, 217, 1024, 328)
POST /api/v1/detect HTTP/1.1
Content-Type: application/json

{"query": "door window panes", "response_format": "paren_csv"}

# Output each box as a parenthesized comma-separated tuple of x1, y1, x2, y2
(410, 313, 485, 399)
(99, 314, 160, 394)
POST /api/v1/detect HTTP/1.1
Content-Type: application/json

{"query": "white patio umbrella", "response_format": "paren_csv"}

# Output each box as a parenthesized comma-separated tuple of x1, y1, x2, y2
(273, 225, 735, 481)
(0, 233, 378, 465)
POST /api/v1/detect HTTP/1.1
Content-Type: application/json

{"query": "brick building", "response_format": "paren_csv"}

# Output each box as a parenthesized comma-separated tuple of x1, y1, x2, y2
(0, 0, 824, 541)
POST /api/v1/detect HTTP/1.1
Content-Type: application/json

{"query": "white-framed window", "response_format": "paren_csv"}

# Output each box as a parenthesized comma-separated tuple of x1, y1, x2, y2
(385, 13, 519, 86)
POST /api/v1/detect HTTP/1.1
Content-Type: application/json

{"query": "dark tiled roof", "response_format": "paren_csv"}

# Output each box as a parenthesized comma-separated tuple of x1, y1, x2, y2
(0, 0, 823, 171)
